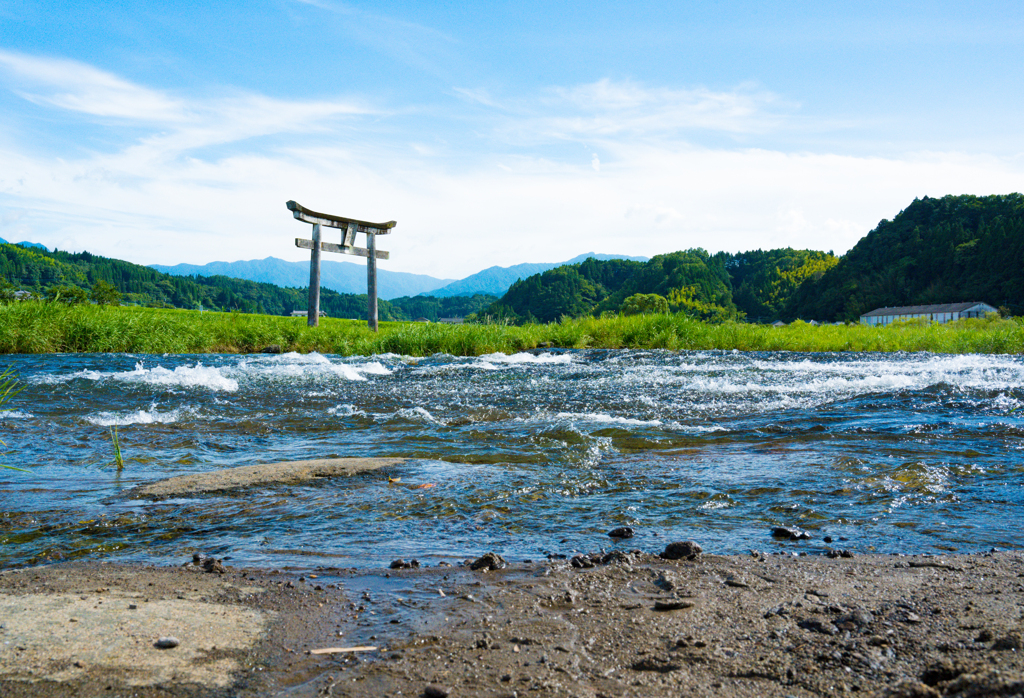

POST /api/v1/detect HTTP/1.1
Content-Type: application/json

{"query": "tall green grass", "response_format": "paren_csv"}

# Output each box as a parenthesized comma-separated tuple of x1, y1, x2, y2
(1, 301, 1022, 356)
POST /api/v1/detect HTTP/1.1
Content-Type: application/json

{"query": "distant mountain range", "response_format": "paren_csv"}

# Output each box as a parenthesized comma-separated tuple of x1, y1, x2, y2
(151, 257, 452, 300)
(0, 237, 48, 251)
(151, 252, 649, 300)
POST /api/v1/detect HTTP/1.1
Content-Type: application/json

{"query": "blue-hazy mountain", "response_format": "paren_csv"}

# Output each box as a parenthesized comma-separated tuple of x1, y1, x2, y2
(151, 257, 454, 300)
(424, 253, 650, 297)
(152, 252, 649, 300)
(0, 237, 49, 251)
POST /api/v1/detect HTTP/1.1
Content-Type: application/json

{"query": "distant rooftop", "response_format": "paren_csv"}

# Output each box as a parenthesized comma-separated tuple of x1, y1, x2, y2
(860, 302, 993, 317)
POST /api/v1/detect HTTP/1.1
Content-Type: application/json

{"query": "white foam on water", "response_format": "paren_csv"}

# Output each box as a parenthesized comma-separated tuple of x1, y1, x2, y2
(0, 410, 32, 420)
(383, 406, 438, 423)
(477, 352, 573, 366)
(233, 352, 394, 383)
(328, 404, 367, 417)
(38, 362, 239, 392)
(84, 405, 201, 426)
(356, 361, 392, 376)
(554, 412, 665, 427)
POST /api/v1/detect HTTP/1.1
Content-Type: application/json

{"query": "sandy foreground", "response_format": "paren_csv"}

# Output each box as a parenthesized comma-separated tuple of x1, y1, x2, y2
(1, 548, 1022, 697)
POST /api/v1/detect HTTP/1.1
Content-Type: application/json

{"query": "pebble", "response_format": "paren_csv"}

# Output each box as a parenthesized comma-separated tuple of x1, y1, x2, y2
(608, 526, 635, 539)
(154, 637, 180, 649)
(423, 685, 449, 698)
(389, 559, 421, 569)
(660, 541, 702, 560)
(470, 552, 507, 571)
(653, 599, 695, 611)
(826, 549, 855, 558)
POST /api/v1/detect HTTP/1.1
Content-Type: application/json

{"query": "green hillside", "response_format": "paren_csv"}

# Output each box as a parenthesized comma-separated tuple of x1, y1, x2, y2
(478, 248, 836, 323)
(0, 243, 402, 320)
(785, 194, 1024, 321)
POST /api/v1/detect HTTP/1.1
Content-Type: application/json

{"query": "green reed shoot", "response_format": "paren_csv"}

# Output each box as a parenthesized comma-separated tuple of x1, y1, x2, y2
(0, 367, 28, 471)
(109, 426, 124, 472)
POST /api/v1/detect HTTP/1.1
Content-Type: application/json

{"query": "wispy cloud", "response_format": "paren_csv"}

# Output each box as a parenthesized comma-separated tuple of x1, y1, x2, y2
(0, 53, 1021, 278)
(0, 49, 375, 161)
(0, 50, 187, 122)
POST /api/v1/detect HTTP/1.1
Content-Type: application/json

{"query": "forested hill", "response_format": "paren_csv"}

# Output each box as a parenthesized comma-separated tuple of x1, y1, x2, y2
(0, 243, 497, 321)
(0, 243, 404, 318)
(479, 248, 837, 323)
(785, 194, 1024, 321)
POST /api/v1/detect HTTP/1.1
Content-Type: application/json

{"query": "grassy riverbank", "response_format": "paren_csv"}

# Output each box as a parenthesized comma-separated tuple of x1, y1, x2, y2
(1, 301, 1023, 355)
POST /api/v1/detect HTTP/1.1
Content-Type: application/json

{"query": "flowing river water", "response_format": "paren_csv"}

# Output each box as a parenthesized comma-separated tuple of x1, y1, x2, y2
(1, 350, 1022, 570)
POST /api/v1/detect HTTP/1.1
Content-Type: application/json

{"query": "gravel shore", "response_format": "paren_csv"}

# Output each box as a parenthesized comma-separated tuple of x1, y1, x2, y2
(2, 549, 1022, 697)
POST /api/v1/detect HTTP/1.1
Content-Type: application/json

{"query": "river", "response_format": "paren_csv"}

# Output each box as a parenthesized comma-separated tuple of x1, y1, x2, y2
(1, 350, 1022, 570)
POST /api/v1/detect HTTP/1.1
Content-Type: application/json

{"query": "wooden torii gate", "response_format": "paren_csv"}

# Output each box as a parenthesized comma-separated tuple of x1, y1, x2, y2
(286, 200, 396, 331)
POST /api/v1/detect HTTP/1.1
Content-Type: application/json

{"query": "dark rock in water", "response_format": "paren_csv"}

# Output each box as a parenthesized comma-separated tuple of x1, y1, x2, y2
(660, 541, 702, 560)
(154, 637, 180, 649)
(470, 552, 507, 571)
(772, 526, 811, 540)
(389, 559, 420, 569)
(608, 526, 635, 539)
(261, 345, 283, 354)
(826, 549, 854, 558)
(823, 536, 833, 543)
(423, 685, 450, 698)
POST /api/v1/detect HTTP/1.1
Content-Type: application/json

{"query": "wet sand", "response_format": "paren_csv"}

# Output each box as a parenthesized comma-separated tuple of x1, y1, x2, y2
(1, 549, 1022, 697)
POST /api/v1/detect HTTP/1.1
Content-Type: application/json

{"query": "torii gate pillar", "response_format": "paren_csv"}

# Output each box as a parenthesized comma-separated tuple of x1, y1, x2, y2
(286, 201, 396, 331)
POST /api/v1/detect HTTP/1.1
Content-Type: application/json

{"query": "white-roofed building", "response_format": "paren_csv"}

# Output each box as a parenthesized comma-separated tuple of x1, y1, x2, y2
(859, 302, 997, 326)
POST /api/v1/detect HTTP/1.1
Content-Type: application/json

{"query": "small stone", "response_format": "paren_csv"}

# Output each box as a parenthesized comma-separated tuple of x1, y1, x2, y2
(128, 604, 137, 610)
(608, 527, 635, 539)
(660, 541, 702, 560)
(570, 555, 595, 569)
(423, 685, 448, 698)
(154, 637, 180, 649)
(976, 629, 995, 642)
(261, 344, 283, 354)
(653, 599, 695, 611)
(992, 632, 1023, 651)
(632, 655, 682, 672)
(826, 549, 854, 558)
(823, 536, 833, 543)
(470, 552, 507, 571)
(905, 612, 922, 623)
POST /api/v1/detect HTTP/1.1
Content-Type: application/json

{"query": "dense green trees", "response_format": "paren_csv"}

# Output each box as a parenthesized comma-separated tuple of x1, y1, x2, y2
(477, 250, 741, 323)
(720, 249, 839, 321)
(786, 194, 1024, 321)
(386, 294, 497, 321)
(0, 243, 403, 320)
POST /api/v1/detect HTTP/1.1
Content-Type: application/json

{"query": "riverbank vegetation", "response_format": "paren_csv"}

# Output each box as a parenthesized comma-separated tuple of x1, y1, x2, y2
(2, 301, 1022, 355)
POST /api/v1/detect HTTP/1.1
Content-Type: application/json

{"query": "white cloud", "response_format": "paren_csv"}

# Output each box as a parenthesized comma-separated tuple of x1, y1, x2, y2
(1, 58, 1021, 279)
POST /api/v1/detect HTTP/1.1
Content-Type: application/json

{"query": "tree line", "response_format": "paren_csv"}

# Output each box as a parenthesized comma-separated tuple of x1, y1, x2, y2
(0, 244, 495, 321)
(5, 193, 1021, 325)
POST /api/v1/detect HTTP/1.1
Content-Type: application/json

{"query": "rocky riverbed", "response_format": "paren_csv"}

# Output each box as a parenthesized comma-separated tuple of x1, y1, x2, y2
(1, 548, 1022, 697)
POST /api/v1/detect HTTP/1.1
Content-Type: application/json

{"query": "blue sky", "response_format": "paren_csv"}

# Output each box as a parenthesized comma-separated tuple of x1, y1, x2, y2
(0, 1, 1022, 277)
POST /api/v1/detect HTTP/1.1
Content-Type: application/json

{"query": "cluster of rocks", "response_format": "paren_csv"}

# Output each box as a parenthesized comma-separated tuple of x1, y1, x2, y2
(186, 553, 225, 574)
